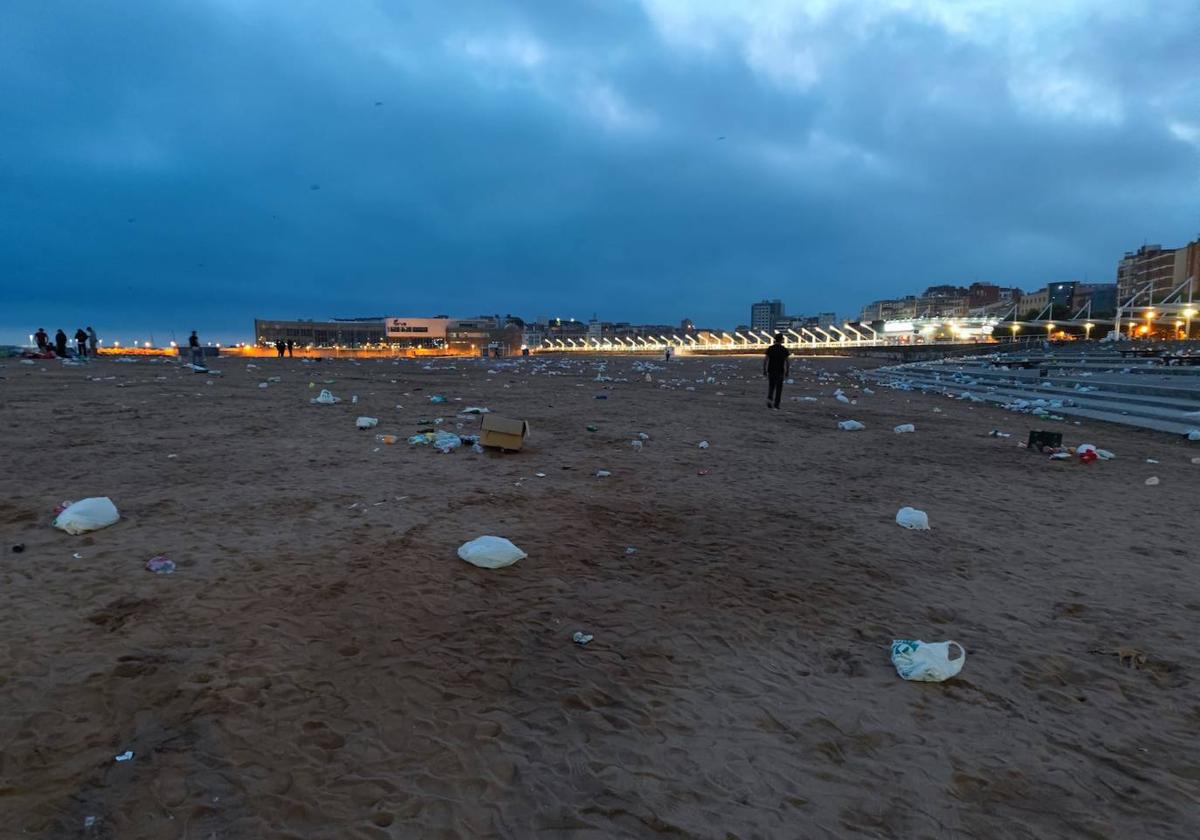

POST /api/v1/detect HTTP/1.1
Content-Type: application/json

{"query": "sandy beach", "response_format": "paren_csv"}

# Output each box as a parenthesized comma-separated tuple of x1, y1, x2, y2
(2, 352, 1198, 839)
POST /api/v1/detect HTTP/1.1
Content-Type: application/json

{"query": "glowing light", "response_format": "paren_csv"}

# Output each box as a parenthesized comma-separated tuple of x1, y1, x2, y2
(1145, 310, 1155, 319)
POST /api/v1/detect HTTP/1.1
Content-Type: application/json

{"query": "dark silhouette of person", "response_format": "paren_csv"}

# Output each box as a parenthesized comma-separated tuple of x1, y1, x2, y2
(54, 329, 68, 357)
(34, 328, 49, 351)
(188, 331, 202, 366)
(87, 327, 98, 356)
(74, 328, 88, 358)
(275, 339, 285, 358)
(762, 333, 791, 410)
(286, 339, 294, 358)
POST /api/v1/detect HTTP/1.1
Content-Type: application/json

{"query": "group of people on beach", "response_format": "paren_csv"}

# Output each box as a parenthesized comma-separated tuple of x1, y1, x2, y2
(273, 339, 294, 358)
(33, 327, 97, 359)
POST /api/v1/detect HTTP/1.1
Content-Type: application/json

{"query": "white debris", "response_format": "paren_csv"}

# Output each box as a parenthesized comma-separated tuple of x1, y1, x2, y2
(893, 424, 915, 433)
(355, 416, 379, 430)
(838, 420, 865, 431)
(896, 507, 930, 530)
(1145, 476, 1160, 486)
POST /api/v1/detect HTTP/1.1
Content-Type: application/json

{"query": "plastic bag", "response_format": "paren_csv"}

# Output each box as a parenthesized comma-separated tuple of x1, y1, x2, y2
(434, 431, 462, 453)
(311, 389, 340, 405)
(457, 536, 526, 569)
(893, 424, 915, 433)
(54, 497, 120, 535)
(356, 416, 378, 429)
(895, 507, 930, 530)
(891, 639, 966, 682)
(838, 420, 865, 431)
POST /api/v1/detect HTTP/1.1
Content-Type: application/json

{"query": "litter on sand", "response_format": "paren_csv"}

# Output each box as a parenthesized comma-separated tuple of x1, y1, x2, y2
(572, 631, 594, 646)
(698, 440, 709, 449)
(311, 389, 340, 405)
(838, 420, 865, 431)
(457, 536, 526, 569)
(1145, 476, 1160, 486)
(54, 497, 120, 535)
(356, 416, 379, 430)
(895, 507, 930, 530)
(893, 424, 915, 433)
(890, 639, 965, 682)
(596, 470, 612, 477)
(114, 750, 135, 762)
(145, 556, 176, 574)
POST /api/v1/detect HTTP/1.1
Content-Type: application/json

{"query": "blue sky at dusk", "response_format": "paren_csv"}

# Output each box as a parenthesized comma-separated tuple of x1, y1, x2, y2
(2, 0, 1198, 344)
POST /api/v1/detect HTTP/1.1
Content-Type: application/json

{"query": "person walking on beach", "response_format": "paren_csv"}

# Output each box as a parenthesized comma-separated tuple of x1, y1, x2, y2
(87, 326, 98, 357)
(188, 330, 202, 366)
(286, 339, 294, 358)
(54, 329, 68, 357)
(763, 333, 790, 410)
(74, 328, 88, 358)
(34, 328, 49, 351)
(275, 339, 286, 358)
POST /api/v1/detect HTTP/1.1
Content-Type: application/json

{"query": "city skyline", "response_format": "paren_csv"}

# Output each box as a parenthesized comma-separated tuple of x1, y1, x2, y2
(3, 1, 1199, 345)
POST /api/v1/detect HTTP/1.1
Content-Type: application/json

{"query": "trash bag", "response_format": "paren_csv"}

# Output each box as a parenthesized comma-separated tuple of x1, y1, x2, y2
(433, 430, 462, 453)
(895, 507, 930, 530)
(893, 424, 915, 433)
(838, 420, 865, 431)
(54, 497, 120, 535)
(890, 639, 966, 682)
(356, 416, 379, 429)
(408, 434, 432, 446)
(457, 536, 526, 569)
(311, 389, 340, 405)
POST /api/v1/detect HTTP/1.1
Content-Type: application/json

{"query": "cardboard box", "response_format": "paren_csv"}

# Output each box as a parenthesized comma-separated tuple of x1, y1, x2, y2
(479, 415, 530, 451)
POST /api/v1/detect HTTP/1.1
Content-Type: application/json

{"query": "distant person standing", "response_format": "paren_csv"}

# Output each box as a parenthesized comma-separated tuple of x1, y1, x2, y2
(54, 329, 68, 357)
(664, 346, 672, 362)
(275, 339, 285, 358)
(286, 339, 294, 358)
(188, 330, 202, 366)
(87, 326, 98, 357)
(74, 328, 88, 358)
(34, 328, 49, 351)
(763, 333, 790, 410)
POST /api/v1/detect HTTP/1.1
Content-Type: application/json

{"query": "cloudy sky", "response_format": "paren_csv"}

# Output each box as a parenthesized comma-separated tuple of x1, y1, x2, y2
(2, 0, 1198, 343)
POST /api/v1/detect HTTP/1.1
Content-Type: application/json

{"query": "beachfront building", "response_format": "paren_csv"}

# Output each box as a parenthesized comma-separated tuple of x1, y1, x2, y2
(750, 299, 784, 331)
(253, 316, 449, 349)
(1116, 240, 1200, 303)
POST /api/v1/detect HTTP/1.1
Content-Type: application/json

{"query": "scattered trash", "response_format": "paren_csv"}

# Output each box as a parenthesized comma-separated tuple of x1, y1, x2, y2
(310, 389, 340, 405)
(586, 425, 598, 432)
(1188, 429, 1200, 441)
(989, 430, 1011, 438)
(1146, 458, 1159, 464)
(893, 424, 915, 433)
(638, 432, 650, 440)
(572, 631, 594, 646)
(433, 431, 462, 453)
(838, 420, 865, 431)
(895, 507, 930, 530)
(258, 382, 269, 389)
(460, 406, 490, 414)
(1095, 449, 1115, 460)
(430, 395, 447, 404)
(471, 442, 484, 454)
(1049, 452, 1071, 460)
(11, 543, 24, 553)
(625, 547, 637, 555)
(146, 556, 176, 574)
(630, 439, 643, 450)
(114, 750, 135, 762)
(84, 816, 97, 829)
(596, 470, 612, 477)
(457, 536, 526, 569)
(535, 472, 546, 477)
(375, 434, 397, 444)
(890, 639, 965, 682)
(698, 440, 709, 449)
(408, 433, 432, 446)
(1145, 476, 1160, 486)
(697, 468, 711, 475)
(54, 497, 120, 535)
(351, 395, 359, 405)
(356, 416, 379, 430)
(1192, 457, 1200, 465)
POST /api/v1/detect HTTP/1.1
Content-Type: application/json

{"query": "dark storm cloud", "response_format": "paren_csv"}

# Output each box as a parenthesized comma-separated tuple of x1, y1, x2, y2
(2, 0, 1198, 341)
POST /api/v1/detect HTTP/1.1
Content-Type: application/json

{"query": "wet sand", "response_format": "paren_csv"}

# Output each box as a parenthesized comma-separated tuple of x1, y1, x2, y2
(2, 352, 1198, 839)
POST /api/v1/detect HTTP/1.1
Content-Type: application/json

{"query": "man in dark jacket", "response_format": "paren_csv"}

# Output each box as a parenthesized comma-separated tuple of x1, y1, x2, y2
(763, 333, 791, 410)
(54, 329, 68, 357)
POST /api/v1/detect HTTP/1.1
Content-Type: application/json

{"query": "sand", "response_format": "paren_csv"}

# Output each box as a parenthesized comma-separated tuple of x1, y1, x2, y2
(1, 352, 1198, 839)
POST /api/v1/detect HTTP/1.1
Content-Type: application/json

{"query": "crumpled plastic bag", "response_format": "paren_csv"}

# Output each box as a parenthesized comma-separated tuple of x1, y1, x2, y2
(838, 420, 865, 431)
(311, 389, 340, 405)
(433, 431, 462, 453)
(895, 507, 930, 530)
(457, 536, 526, 569)
(893, 423, 915, 433)
(356, 416, 378, 429)
(54, 497, 120, 535)
(891, 639, 966, 682)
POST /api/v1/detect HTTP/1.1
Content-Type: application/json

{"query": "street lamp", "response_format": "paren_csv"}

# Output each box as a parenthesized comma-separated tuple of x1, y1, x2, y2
(1010, 323, 1020, 343)
(1045, 323, 1055, 342)
(1084, 322, 1094, 341)
(1144, 309, 1155, 339)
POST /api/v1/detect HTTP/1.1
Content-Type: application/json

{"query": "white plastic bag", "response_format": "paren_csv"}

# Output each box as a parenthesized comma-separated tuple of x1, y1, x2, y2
(54, 497, 120, 535)
(838, 420, 865, 431)
(891, 639, 966, 682)
(896, 507, 930, 530)
(356, 416, 378, 429)
(457, 536, 526, 569)
(893, 424, 915, 433)
(433, 430, 462, 453)
(311, 389, 340, 405)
